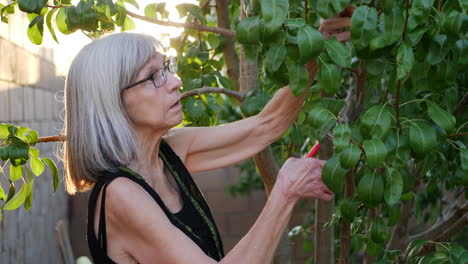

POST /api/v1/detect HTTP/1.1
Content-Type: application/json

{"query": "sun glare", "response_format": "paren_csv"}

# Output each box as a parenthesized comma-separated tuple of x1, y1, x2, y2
(51, 0, 198, 74)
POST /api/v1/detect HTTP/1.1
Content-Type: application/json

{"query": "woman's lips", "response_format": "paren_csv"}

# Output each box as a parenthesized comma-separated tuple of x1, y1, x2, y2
(170, 101, 181, 110)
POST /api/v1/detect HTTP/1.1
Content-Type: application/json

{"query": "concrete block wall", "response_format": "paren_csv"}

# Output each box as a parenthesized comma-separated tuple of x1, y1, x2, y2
(0, 9, 69, 264)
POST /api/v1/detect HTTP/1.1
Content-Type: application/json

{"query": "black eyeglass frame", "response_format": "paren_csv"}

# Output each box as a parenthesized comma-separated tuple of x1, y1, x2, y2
(123, 57, 178, 90)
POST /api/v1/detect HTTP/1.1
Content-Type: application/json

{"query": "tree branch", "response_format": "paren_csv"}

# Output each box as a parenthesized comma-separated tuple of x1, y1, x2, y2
(396, 0, 411, 134)
(452, 92, 468, 116)
(405, 200, 468, 244)
(125, 10, 236, 38)
(37, 134, 65, 143)
(448, 132, 468, 137)
(387, 199, 414, 250)
(418, 214, 468, 256)
(181, 86, 246, 102)
(215, 0, 240, 91)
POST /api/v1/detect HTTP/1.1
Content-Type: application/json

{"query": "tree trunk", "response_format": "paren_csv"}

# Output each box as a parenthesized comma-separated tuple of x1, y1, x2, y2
(315, 136, 335, 264)
(215, 0, 240, 91)
(237, 2, 291, 262)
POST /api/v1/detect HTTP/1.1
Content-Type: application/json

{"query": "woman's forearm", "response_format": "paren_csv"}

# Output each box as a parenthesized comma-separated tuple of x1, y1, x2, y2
(220, 187, 296, 264)
(258, 61, 318, 142)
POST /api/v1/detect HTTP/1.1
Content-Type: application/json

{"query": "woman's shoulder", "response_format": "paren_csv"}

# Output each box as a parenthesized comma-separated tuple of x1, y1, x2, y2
(163, 128, 191, 162)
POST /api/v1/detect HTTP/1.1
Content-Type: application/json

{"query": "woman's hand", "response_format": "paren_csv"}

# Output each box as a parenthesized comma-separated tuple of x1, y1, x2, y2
(275, 157, 333, 204)
(319, 5, 355, 43)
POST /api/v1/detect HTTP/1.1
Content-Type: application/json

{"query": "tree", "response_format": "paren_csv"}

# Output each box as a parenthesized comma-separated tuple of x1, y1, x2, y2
(0, 0, 467, 263)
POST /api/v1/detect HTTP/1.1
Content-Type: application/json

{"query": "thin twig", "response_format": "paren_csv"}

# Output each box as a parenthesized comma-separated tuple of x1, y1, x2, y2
(126, 10, 236, 38)
(38, 135, 65, 143)
(448, 132, 468, 137)
(46, 5, 64, 9)
(181, 86, 246, 102)
(396, 0, 411, 134)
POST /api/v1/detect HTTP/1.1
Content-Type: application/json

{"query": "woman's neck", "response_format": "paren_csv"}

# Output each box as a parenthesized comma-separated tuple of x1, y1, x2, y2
(128, 125, 167, 176)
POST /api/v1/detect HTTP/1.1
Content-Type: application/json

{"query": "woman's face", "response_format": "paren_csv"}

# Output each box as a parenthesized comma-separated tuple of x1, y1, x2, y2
(122, 53, 183, 132)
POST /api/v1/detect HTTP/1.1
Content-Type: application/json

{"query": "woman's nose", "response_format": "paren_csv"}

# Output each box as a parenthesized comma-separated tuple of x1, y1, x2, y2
(167, 73, 182, 92)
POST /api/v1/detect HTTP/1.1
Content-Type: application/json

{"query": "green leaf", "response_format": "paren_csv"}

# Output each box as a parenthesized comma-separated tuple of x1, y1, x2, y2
(121, 16, 136, 31)
(18, 0, 47, 14)
(27, 14, 44, 45)
(144, 3, 160, 19)
(0, 182, 5, 200)
(461, 149, 468, 171)
(331, 0, 351, 13)
(384, 167, 403, 205)
(3, 182, 28, 210)
(184, 98, 205, 119)
(397, 42, 414, 79)
(340, 144, 361, 169)
(317, 60, 341, 95)
(340, 198, 357, 222)
(208, 34, 220, 50)
(360, 105, 392, 139)
(409, 121, 437, 154)
(406, 240, 428, 260)
(261, 0, 288, 33)
(29, 147, 40, 157)
(236, 16, 262, 44)
(426, 100, 456, 132)
(308, 107, 336, 140)
(21, 128, 38, 146)
(459, 0, 468, 12)
(370, 216, 388, 243)
(324, 37, 351, 68)
(413, 0, 435, 9)
(426, 35, 449, 65)
(46, 9, 59, 43)
(317, 0, 335, 19)
(176, 3, 203, 22)
(333, 124, 351, 152)
(322, 155, 347, 194)
(265, 45, 287, 73)
(363, 138, 387, 169)
(357, 171, 384, 208)
(454, 39, 468, 66)
(56, 7, 71, 34)
(407, 26, 428, 47)
(41, 157, 59, 192)
(0, 123, 9, 139)
(387, 204, 401, 226)
(10, 165, 23, 181)
(287, 61, 309, 97)
(30, 156, 45, 176)
(67, 0, 98, 32)
(350, 6, 378, 50)
(9, 144, 29, 166)
(297, 25, 325, 62)
(123, 0, 139, 9)
(383, 7, 405, 46)
(24, 177, 34, 211)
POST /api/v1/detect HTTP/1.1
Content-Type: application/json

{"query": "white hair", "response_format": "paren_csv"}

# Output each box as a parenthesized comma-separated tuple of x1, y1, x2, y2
(61, 32, 163, 194)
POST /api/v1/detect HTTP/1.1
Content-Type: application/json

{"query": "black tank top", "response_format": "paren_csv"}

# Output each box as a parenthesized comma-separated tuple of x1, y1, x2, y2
(87, 140, 225, 263)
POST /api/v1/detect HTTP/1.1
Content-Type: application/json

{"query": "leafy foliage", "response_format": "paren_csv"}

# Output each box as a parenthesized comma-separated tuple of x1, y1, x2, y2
(2, 0, 467, 262)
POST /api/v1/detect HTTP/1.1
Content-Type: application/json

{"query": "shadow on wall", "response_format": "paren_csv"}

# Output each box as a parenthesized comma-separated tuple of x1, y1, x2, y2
(0, 36, 72, 263)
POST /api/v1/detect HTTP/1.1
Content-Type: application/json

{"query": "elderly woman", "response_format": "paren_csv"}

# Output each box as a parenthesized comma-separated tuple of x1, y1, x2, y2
(62, 13, 350, 264)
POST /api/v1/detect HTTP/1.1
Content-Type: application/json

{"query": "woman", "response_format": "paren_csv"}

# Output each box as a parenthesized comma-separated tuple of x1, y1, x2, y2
(62, 13, 351, 264)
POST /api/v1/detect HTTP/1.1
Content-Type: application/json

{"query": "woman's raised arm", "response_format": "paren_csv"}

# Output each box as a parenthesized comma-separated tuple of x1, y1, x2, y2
(102, 158, 330, 263)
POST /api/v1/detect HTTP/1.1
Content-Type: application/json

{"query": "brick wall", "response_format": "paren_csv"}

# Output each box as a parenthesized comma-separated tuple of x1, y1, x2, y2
(0, 8, 82, 264)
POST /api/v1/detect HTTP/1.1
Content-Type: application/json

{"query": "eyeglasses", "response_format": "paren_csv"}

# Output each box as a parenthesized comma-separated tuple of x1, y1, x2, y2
(124, 57, 178, 90)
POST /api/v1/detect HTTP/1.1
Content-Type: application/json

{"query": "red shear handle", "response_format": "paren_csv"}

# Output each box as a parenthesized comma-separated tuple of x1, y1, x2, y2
(306, 143, 321, 158)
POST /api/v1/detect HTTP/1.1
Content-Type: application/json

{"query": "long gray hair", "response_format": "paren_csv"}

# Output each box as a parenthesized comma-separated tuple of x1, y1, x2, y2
(62, 32, 163, 194)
